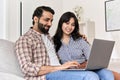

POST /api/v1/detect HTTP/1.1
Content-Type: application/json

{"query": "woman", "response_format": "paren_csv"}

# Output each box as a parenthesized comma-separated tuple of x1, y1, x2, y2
(53, 11, 120, 80)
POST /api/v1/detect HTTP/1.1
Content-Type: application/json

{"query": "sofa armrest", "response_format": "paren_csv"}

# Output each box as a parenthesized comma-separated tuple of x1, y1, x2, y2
(0, 72, 25, 80)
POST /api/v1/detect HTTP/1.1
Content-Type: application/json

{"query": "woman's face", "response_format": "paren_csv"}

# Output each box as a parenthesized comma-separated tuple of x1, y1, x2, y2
(62, 18, 75, 36)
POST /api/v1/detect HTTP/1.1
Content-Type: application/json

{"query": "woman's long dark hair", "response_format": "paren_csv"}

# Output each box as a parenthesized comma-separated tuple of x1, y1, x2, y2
(53, 12, 82, 52)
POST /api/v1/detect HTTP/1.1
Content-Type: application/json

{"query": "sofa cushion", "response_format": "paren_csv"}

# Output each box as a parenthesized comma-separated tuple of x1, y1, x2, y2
(0, 72, 25, 80)
(0, 39, 23, 77)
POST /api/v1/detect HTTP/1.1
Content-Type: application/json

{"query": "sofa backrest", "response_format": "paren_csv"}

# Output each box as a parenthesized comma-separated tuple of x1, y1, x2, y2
(0, 39, 24, 77)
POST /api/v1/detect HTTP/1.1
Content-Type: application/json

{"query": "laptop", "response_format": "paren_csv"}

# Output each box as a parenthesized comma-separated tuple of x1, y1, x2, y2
(66, 38, 115, 70)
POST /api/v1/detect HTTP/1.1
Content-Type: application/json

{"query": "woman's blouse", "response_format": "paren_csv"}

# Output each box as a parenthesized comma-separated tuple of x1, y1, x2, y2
(58, 37, 90, 64)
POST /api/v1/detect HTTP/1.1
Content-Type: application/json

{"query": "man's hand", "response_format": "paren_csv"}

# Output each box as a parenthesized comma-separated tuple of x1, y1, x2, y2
(78, 61, 87, 69)
(61, 61, 80, 70)
(38, 61, 80, 75)
(81, 34, 89, 43)
(82, 34, 87, 41)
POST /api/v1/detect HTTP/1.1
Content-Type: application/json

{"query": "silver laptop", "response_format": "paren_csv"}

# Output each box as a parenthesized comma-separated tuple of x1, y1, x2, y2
(67, 38, 115, 70)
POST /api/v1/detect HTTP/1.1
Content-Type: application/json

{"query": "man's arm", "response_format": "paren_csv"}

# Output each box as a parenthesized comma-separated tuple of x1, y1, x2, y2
(38, 61, 80, 75)
(15, 37, 41, 76)
(15, 37, 80, 76)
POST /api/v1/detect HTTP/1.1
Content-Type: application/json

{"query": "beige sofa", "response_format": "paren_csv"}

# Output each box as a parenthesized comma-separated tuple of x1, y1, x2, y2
(0, 39, 25, 80)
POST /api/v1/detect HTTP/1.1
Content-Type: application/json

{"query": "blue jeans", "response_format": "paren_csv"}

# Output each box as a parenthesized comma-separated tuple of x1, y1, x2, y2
(46, 70, 99, 80)
(46, 68, 114, 80)
(94, 68, 114, 80)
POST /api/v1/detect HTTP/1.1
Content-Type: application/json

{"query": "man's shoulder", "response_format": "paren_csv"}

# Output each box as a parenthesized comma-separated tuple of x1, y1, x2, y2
(15, 30, 33, 42)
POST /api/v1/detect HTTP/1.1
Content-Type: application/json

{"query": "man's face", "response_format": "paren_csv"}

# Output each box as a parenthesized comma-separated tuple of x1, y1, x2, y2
(38, 11, 53, 34)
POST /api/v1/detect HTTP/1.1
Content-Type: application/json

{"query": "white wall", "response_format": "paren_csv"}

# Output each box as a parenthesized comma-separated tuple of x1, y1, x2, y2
(6, 0, 63, 42)
(21, 0, 63, 37)
(5, 0, 120, 59)
(6, 0, 20, 41)
(88, 0, 120, 59)
(0, 0, 6, 39)
(63, 0, 120, 59)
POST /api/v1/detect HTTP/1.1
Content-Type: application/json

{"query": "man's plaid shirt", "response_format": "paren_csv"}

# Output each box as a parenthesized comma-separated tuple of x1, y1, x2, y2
(15, 28, 52, 80)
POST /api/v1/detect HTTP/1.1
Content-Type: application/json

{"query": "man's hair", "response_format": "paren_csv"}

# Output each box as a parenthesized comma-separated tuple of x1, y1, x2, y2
(32, 6, 55, 25)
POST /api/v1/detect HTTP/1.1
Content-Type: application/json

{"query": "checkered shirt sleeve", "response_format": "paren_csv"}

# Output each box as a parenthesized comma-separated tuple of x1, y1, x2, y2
(15, 37, 40, 76)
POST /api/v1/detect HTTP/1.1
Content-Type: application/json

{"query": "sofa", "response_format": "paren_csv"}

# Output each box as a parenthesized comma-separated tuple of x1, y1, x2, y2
(0, 39, 25, 80)
(1, 39, 119, 80)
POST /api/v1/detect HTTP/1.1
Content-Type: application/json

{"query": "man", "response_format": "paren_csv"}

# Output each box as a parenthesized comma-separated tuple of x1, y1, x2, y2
(15, 6, 99, 80)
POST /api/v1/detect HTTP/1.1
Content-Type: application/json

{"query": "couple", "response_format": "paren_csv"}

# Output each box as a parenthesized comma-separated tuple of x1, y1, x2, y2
(15, 6, 119, 80)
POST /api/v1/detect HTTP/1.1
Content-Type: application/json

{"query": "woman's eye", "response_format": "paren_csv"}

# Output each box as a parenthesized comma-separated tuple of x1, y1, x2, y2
(66, 22, 69, 24)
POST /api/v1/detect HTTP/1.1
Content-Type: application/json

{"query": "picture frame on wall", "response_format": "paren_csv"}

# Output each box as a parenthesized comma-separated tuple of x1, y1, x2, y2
(105, 0, 120, 31)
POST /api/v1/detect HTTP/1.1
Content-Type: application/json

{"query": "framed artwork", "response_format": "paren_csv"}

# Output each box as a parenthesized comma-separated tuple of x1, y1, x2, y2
(105, 0, 120, 31)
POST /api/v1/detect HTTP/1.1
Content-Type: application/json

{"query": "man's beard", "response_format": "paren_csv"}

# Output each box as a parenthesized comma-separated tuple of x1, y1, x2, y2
(38, 23, 49, 34)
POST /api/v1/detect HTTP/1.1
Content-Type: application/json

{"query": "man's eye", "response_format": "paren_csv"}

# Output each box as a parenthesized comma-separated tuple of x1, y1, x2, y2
(44, 19, 49, 22)
(51, 20, 53, 22)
